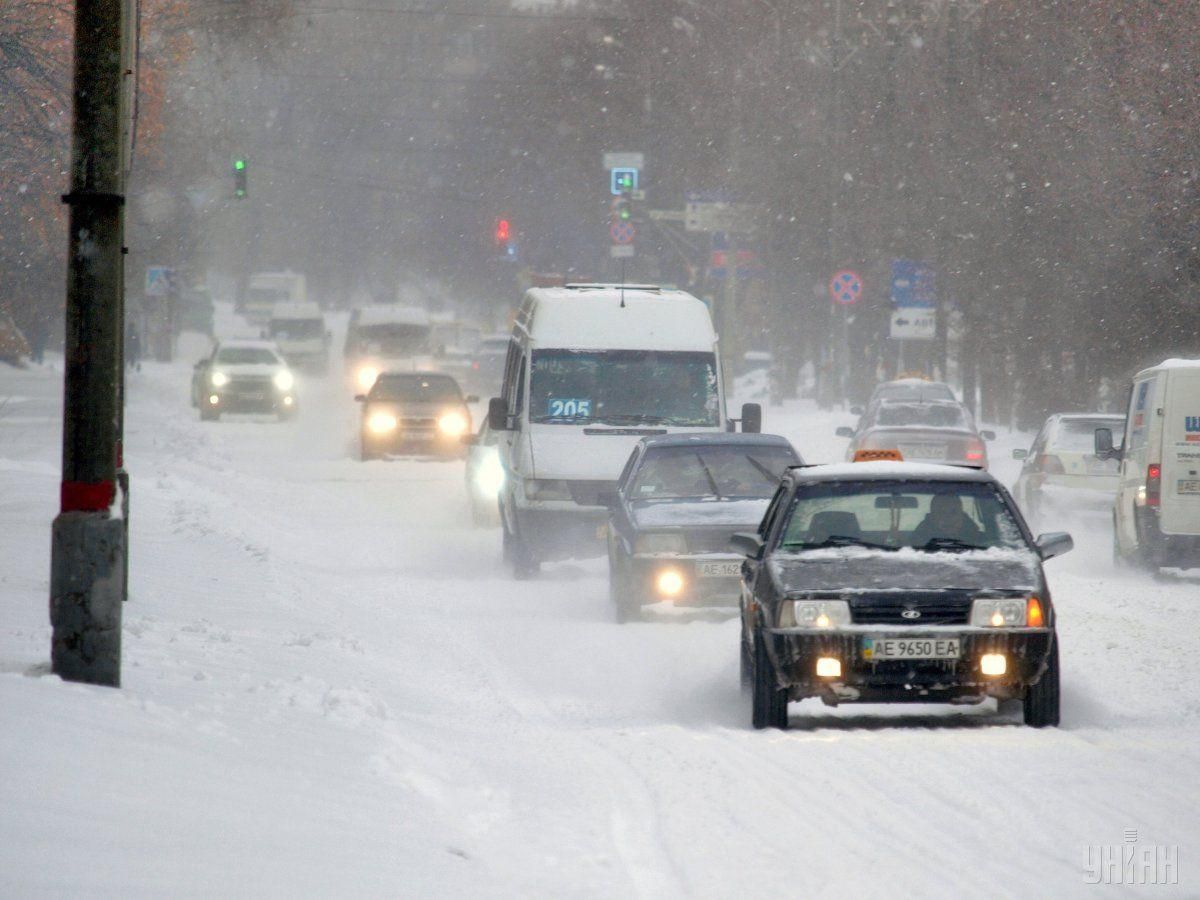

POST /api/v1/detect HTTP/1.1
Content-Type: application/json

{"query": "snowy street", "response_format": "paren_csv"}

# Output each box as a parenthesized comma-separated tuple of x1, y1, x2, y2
(2, 353, 1196, 897)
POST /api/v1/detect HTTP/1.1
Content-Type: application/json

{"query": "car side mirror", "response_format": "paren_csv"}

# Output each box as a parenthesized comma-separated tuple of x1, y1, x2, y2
(730, 532, 765, 558)
(354, 394, 366, 402)
(1035, 531, 1074, 561)
(1012, 448, 1029, 460)
(465, 394, 480, 404)
(836, 426, 855, 439)
(488, 397, 509, 431)
(1094, 427, 1122, 461)
(740, 402, 762, 434)
(849, 406, 863, 416)
(980, 430, 997, 442)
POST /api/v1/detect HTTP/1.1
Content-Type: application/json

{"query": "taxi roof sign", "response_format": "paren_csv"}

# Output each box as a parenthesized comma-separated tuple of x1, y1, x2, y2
(853, 449, 904, 463)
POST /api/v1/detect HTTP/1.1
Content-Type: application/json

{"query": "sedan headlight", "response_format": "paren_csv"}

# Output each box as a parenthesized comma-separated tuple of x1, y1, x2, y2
(273, 370, 295, 391)
(357, 366, 380, 390)
(367, 412, 398, 434)
(969, 597, 1029, 628)
(779, 599, 851, 628)
(634, 532, 688, 555)
(210, 371, 229, 387)
(437, 410, 469, 437)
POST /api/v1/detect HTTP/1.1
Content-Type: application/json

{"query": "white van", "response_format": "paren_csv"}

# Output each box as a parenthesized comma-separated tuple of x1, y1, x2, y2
(344, 305, 434, 392)
(267, 302, 329, 373)
(488, 283, 761, 577)
(1096, 358, 1200, 570)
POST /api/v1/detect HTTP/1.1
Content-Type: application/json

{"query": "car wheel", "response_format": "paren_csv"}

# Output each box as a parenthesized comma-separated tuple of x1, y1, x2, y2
(1023, 638, 1060, 728)
(609, 550, 640, 624)
(502, 514, 539, 579)
(739, 624, 753, 692)
(751, 628, 788, 730)
(1112, 516, 1128, 569)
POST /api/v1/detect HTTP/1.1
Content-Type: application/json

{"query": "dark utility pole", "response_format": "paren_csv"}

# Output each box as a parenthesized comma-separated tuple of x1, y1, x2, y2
(50, 0, 128, 687)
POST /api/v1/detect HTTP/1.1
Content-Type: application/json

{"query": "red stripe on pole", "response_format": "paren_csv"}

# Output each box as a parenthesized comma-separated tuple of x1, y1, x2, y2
(61, 481, 115, 512)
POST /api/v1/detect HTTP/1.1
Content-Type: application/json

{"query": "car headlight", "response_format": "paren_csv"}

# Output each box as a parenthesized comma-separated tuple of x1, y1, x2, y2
(357, 366, 380, 390)
(474, 451, 505, 496)
(437, 410, 468, 437)
(969, 597, 1029, 628)
(273, 370, 295, 391)
(367, 412, 398, 434)
(779, 599, 851, 628)
(210, 371, 229, 387)
(524, 479, 572, 502)
(634, 532, 688, 555)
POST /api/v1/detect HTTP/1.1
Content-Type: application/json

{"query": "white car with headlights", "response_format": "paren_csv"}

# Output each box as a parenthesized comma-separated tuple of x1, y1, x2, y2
(191, 340, 297, 421)
(355, 372, 477, 460)
(463, 420, 504, 526)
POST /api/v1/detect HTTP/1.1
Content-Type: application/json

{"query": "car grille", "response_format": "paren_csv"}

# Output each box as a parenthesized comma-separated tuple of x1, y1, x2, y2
(851, 593, 971, 626)
(683, 528, 745, 554)
(400, 417, 437, 429)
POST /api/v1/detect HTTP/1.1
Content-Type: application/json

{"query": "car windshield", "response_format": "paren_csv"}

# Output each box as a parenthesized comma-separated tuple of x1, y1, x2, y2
(350, 324, 431, 357)
(1053, 419, 1124, 452)
(369, 374, 461, 403)
(215, 347, 279, 365)
(269, 319, 323, 339)
(530, 349, 719, 426)
(629, 445, 797, 500)
(874, 403, 968, 429)
(778, 480, 1025, 552)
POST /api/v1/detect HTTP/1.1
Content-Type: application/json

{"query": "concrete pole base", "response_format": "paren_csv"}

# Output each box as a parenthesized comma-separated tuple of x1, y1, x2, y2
(50, 512, 124, 687)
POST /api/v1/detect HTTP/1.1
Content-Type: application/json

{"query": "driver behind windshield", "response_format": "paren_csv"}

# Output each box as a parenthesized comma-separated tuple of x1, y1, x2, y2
(910, 494, 984, 547)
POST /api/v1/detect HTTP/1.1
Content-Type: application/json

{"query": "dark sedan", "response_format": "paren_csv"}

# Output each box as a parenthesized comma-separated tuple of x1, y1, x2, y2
(356, 372, 477, 460)
(605, 433, 802, 622)
(733, 461, 1071, 729)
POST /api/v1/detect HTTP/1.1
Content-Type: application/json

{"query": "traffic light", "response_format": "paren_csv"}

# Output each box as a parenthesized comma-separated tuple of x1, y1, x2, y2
(494, 218, 516, 259)
(233, 158, 247, 199)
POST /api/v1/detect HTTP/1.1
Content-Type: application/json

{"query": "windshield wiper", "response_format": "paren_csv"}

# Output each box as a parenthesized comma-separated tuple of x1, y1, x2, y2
(782, 536, 894, 551)
(744, 454, 779, 483)
(695, 452, 723, 499)
(919, 537, 986, 552)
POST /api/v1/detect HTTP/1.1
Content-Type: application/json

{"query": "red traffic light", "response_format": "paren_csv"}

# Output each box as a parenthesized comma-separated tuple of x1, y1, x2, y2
(495, 218, 511, 242)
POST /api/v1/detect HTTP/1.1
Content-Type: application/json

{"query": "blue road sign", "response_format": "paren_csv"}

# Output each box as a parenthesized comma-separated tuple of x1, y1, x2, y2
(610, 168, 639, 195)
(891, 259, 935, 307)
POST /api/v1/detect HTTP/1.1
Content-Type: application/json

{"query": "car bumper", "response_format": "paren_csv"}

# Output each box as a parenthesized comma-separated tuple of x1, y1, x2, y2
(209, 388, 293, 413)
(630, 554, 742, 607)
(363, 429, 463, 456)
(763, 626, 1054, 704)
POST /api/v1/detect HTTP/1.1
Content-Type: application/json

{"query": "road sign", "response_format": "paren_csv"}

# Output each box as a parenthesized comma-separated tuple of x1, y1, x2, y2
(610, 221, 636, 244)
(829, 269, 862, 305)
(890, 308, 936, 340)
(890, 259, 935, 307)
(685, 195, 757, 233)
(603, 152, 644, 170)
(145, 266, 176, 297)
(610, 244, 635, 259)
(610, 167, 639, 196)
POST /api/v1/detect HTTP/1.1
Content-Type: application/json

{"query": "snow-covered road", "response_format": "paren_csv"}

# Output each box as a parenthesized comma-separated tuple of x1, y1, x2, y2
(2, 350, 1196, 897)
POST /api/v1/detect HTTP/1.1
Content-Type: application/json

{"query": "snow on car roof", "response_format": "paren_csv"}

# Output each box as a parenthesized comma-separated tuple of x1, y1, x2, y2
(269, 302, 322, 319)
(355, 305, 431, 327)
(523, 287, 715, 351)
(1153, 358, 1200, 370)
(793, 461, 995, 483)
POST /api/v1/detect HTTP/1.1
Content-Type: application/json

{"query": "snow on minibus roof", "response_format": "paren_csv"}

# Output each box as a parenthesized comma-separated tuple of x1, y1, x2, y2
(1155, 358, 1200, 370)
(522, 286, 716, 352)
(355, 305, 431, 327)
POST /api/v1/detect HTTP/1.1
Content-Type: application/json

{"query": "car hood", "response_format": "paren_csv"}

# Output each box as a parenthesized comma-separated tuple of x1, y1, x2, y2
(631, 498, 770, 530)
(768, 546, 1040, 593)
(213, 363, 284, 377)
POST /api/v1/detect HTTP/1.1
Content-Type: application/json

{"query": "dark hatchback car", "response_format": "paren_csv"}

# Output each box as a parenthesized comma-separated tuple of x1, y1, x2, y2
(356, 372, 477, 460)
(733, 461, 1072, 729)
(606, 433, 802, 622)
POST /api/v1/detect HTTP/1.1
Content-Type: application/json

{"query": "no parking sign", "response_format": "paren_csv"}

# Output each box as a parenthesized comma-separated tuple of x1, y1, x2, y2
(829, 269, 862, 305)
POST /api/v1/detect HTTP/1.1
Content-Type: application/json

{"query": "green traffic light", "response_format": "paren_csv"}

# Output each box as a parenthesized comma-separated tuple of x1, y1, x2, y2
(234, 159, 246, 171)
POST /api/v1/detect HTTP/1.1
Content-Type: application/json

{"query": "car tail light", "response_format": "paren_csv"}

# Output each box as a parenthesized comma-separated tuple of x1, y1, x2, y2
(471, 361, 480, 370)
(1146, 463, 1162, 507)
(966, 439, 986, 463)
(1026, 597, 1044, 628)
(1037, 454, 1065, 475)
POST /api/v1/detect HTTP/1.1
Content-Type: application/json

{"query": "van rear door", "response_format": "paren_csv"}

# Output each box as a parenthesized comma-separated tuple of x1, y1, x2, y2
(1160, 368, 1200, 535)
